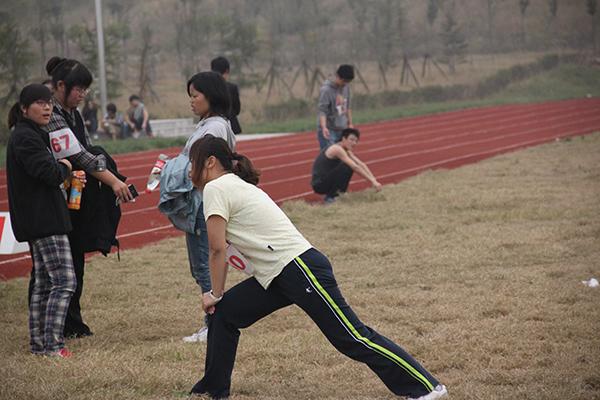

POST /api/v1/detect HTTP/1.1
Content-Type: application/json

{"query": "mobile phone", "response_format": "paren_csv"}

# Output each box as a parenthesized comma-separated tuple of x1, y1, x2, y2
(128, 184, 139, 199)
(116, 184, 139, 205)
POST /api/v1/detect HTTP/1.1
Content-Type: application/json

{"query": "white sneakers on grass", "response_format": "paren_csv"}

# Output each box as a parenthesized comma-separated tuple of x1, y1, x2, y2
(409, 385, 448, 400)
(182, 326, 208, 343)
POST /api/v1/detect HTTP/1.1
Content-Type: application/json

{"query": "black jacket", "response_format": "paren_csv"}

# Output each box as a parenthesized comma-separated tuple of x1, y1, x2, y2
(6, 119, 72, 242)
(69, 146, 125, 256)
(227, 81, 242, 134)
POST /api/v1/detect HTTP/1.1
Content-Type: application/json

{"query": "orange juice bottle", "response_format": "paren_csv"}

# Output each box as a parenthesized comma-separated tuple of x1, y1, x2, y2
(68, 171, 86, 210)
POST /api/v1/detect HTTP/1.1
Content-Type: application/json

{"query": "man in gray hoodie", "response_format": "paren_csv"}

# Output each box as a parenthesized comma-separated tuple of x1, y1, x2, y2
(316, 64, 355, 149)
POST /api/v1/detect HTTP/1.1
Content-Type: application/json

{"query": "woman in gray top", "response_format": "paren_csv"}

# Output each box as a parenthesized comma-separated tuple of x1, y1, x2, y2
(179, 72, 236, 342)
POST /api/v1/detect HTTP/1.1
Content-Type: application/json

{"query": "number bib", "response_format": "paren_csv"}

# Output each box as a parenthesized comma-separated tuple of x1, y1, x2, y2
(48, 128, 82, 159)
(226, 243, 254, 276)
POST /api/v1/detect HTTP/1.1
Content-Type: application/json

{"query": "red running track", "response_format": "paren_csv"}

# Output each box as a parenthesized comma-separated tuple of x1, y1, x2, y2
(2, 98, 599, 280)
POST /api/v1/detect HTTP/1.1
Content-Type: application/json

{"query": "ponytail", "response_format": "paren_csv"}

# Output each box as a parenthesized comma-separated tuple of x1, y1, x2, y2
(7, 102, 22, 129)
(189, 135, 261, 186)
(231, 153, 260, 185)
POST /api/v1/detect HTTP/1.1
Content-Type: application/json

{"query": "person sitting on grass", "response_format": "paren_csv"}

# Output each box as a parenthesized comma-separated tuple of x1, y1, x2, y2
(99, 103, 125, 140)
(187, 135, 447, 400)
(311, 127, 382, 203)
(125, 95, 152, 138)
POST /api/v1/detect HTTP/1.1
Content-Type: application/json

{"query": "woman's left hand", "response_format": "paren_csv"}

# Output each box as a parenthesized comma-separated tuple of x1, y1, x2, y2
(202, 292, 219, 314)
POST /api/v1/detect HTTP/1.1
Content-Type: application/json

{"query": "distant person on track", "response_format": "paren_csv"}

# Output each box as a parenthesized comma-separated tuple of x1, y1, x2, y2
(316, 64, 355, 150)
(44, 56, 133, 339)
(211, 56, 242, 135)
(312, 128, 382, 203)
(125, 95, 152, 138)
(186, 135, 447, 400)
(158, 71, 236, 343)
(6, 84, 77, 358)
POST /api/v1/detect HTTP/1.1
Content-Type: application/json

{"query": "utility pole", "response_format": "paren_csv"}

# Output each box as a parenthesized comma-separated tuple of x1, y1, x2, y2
(94, 0, 108, 117)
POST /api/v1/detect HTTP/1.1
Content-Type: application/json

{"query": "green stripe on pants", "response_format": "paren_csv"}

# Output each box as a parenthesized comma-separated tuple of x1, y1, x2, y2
(295, 255, 435, 392)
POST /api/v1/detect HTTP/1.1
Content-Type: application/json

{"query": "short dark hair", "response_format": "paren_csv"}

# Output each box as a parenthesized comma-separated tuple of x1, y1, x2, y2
(210, 56, 230, 75)
(106, 103, 117, 113)
(187, 71, 231, 117)
(336, 64, 355, 81)
(45, 57, 93, 98)
(129, 95, 141, 103)
(341, 128, 360, 140)
(8, 84, 53, 129)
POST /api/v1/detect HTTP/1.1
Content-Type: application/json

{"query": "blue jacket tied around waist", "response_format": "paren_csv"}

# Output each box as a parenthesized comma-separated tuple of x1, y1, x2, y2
(158, 154, 202, 234)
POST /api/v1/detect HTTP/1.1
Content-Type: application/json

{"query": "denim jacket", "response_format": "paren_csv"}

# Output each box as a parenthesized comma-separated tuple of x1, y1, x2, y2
(159, 116, 235, 234)
(158, 154, 202, 234)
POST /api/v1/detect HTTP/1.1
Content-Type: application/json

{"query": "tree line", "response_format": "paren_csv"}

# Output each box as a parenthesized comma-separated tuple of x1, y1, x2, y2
(1, 0, 598, 107)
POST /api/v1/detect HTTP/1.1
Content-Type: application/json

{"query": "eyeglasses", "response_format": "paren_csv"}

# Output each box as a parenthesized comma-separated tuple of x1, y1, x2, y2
(33, 99, 53, 107)
(73, 86, 90, 95)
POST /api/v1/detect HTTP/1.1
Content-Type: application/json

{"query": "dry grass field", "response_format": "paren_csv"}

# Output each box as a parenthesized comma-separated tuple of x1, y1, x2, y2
(1, 133, 600, 400)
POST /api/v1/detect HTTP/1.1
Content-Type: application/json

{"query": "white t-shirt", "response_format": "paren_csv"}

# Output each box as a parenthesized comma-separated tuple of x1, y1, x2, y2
(203, 173, 312, 289)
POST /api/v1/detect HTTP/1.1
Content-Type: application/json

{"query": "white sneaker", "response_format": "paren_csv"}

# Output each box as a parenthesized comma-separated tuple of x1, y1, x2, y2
(408, 385, 448, 400)
(182, 326, 208, 343)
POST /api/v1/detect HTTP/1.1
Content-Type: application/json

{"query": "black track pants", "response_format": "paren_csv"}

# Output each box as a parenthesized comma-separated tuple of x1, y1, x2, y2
(191, 248, 439, 399)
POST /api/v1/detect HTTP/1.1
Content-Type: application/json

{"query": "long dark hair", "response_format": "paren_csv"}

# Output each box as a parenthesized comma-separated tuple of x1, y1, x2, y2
(46, 56, 93, 99)
(189, 135, 260, 186)
(186, 71, 231, 118)
(7, 84, 53, 129)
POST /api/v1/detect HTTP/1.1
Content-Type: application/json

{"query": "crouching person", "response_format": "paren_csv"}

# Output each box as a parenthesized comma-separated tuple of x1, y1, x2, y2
(311, 128, 382, 203)
(6, 84, 77, 357)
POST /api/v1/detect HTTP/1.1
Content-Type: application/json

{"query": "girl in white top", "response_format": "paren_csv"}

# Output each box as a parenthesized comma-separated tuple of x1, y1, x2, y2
(188, 136, 447, 400)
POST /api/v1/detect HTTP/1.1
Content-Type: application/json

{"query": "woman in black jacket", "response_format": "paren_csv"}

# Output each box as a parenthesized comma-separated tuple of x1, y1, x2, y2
(44, 57, 133, 338)
(6, 84, 77, 358)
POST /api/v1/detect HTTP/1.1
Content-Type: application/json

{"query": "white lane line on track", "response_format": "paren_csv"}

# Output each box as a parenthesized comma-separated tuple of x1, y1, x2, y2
(1, 106, 599, 207)
(0, 254, 31, 266)
(251, 101, 594, 162)
(50, 100, 590, 181)
(87, 102, 600, 180)
(0, 225, 178, 266)
(258, 114, 600, 187)
(0, 125, 596, 267)
(225, 101, 589, 166)
(234, 99, 592, 151)
(111, 100, 585, 169)
(117, 225, 176, 238)
(91, 99, 600, 173)
(269, 126, 594, 202)
(0, 99, 596, 189)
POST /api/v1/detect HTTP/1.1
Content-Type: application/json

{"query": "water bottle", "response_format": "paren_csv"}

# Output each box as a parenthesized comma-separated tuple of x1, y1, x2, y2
(145, 154, 168, 193)
(68, 171, 86, 210)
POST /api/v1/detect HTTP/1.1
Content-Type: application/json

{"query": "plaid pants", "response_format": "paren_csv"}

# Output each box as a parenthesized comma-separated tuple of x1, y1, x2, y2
(29, 235, 76, 354)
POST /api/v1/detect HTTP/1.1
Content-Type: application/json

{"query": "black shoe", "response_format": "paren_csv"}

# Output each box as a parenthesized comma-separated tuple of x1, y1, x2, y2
(190, 380, 229, 400)
(65, 330, 94, 339)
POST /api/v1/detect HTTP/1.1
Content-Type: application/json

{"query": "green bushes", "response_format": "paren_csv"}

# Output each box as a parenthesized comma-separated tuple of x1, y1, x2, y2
(473, 54, 561, 97)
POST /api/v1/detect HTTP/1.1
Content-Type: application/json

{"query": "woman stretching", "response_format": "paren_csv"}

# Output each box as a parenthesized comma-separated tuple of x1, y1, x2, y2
(188, 136, 447, 400)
